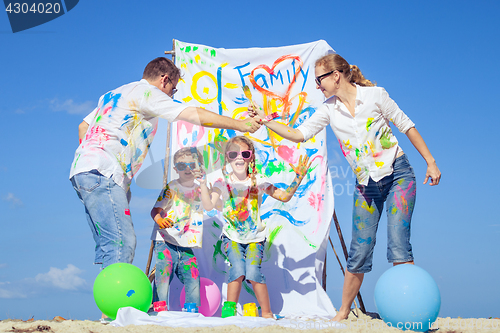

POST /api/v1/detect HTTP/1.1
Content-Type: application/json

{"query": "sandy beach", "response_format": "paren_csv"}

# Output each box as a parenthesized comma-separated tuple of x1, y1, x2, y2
(1, 311, 499, 333)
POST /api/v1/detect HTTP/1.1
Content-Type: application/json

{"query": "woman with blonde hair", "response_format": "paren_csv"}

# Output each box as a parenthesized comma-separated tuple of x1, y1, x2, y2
(249, 53, 441, 321)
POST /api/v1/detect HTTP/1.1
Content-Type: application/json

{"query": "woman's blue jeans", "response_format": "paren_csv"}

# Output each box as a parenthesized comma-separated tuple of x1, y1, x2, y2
(347, 154, 417, 274)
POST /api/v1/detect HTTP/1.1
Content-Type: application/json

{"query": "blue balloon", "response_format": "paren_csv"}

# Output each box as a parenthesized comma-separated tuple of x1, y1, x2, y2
(374, 265, 441, 332)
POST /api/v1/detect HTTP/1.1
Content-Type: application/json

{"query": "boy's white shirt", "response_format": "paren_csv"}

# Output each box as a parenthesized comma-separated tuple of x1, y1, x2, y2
(151, 179, 204, 248)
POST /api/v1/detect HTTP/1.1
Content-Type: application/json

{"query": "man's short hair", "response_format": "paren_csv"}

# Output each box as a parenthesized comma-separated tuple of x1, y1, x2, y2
(142, 57, 180, 81)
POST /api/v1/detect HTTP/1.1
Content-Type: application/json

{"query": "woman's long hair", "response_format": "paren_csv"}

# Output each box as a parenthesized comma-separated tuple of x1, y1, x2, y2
(315, 54, 376, 87)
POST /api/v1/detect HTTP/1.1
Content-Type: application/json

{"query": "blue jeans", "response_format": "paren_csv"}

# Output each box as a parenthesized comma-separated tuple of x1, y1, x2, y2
(70, 170, 136, 268)
(347, 154, 416, 274)
(222, 236, 265, 284)
(154, 241, 200, 306)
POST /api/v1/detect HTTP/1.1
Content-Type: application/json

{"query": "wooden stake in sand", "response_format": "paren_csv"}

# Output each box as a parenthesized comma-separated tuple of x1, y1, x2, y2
(332, 210, 366, 314)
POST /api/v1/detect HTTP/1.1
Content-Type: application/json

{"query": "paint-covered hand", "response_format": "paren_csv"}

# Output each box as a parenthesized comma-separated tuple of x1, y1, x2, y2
(289, 155, 312, 179)
(239, 117, 261, 133)
(247, 104, 266, 121)
(156, 217, 174, 229)
(424, 161, 441, 186)
(193, 169, 206, 183)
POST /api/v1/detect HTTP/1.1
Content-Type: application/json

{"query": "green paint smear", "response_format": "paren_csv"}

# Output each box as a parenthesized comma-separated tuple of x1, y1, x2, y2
(95, 221, 101, 236)
(193, 46, 199, 52)
(292, 228, 318, 250)
(210, 49, 216, 57)
(366, 118, 374, 131)
(185, 46, 191, 53)
(212, 220, 221, 229)
(73, 154, 81, 169)
(158, 252, 165, 260)
(95, 115, 102, 123)
(144, 90, 151, 99)
(212, 239, 227, 275)
(243, 281, 256, 299)
(265, 225, 283, 261)
(258, 161, 286, 177)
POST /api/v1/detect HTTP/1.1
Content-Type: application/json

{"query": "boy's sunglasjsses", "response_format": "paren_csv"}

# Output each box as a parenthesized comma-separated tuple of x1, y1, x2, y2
(227, 150, 252, 160)
(175, 162, 196, 171)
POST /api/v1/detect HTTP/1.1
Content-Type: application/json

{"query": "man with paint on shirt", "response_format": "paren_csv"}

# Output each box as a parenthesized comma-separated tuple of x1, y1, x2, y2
(70, 57, 261, 269)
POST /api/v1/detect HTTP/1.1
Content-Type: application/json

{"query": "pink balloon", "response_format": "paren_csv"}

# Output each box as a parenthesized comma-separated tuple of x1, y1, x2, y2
(180, 277, 221, 317)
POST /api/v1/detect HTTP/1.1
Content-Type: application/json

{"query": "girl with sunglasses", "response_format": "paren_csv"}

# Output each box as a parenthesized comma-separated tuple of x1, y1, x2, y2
(199, 135, 312, 318)
(249, 53, 441, 321)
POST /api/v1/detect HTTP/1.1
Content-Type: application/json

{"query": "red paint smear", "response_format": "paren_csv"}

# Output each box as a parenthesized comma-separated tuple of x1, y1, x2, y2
(310, 155, 326, 234)
(176, 121, 205, 147)
(124, 209, 131, 216)
(277, 145, 298, 164)
(102, 106, 112, 116)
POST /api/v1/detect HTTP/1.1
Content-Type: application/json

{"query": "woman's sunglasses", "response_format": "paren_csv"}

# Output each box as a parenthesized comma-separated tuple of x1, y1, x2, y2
(175, 162, 196, 171)
(226, 150, 252, 160)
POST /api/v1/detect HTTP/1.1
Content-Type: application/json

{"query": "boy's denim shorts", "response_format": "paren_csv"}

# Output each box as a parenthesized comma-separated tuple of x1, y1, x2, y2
(221, 235, 266, 284)
(347, 154, 416, 274)
(154, 241, 200, 307)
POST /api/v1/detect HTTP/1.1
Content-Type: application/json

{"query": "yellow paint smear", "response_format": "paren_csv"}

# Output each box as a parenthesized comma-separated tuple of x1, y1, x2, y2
(224, 83, 239, 89)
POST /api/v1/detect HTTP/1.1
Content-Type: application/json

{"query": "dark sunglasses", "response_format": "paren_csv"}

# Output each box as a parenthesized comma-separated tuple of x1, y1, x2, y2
(161, 74, 178, 96)
(227, 150, 252, 160)
(315, 69, 343, 86)
(175, 162, 196, 171)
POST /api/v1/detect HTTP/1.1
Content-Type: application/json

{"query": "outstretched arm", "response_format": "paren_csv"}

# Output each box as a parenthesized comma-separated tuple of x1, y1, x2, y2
(406, 127, 441, 185)
(176, 107, 261, 133)
(247, 105, 304, 142)
(265, 155, 312, 202)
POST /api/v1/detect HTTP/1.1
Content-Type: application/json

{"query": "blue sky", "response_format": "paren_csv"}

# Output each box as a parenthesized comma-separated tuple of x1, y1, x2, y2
(1, 0, 498, 321)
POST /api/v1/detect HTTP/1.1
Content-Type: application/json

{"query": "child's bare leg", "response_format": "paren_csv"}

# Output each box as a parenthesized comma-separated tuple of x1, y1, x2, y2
(227, 275, 244, 303)
(250, 281, 273, 318)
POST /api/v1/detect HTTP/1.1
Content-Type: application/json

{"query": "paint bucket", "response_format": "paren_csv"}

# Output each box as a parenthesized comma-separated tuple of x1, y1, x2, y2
(243, 302, 258, 317)
(182, 302, 198, 313)
(153, 300, 167, 312)
(221, 301, 237, 318)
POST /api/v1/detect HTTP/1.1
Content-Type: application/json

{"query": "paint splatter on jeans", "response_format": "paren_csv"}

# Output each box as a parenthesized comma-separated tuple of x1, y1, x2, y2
(347, 154, 416, 274)
(154, 241, 200, 306)
(221, 235, 265, 284)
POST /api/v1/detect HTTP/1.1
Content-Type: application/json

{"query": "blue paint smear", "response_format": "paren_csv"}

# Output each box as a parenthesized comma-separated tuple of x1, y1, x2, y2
(126, 290, 135, 297)
(134, 148, 143, 160)
(183, 138, 188, 145)
(291, 106, 316, 128)
(102, 92, 121, 109)
(305, 148, 318, 156)
(192, 130, 198, 143)
(120, 139, 128, 146)
(357, 237, 372, 245)
(261, 209, 308, 226)
(234, 95, 248, 105)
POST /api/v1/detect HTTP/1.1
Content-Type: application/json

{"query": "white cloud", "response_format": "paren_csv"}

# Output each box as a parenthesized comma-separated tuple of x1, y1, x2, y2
(2, 193, 23, 207)
(0, 288, 26, 299)
(35, 264, 87, 291)
(49, 98, 94, 115)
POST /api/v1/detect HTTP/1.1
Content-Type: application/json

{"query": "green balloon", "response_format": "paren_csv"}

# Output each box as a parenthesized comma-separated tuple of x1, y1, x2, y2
(93, 263, 152, 320)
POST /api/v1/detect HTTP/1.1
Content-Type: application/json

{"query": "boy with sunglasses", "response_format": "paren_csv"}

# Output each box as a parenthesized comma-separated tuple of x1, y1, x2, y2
(150, 147, 208, 311)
